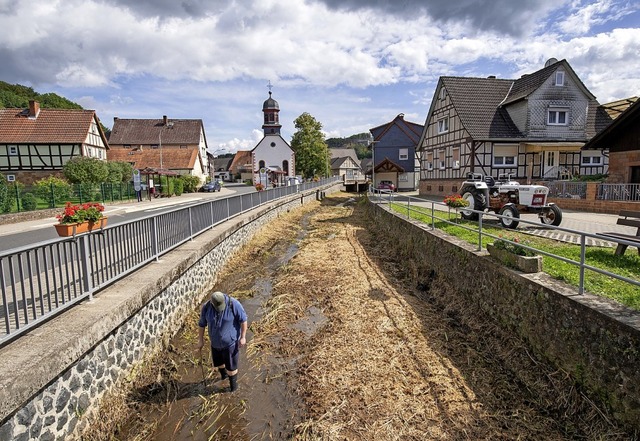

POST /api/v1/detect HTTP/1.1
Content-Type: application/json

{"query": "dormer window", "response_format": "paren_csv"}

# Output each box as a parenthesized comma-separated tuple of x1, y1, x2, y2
(555, 71, 565, 86)
(548, 108, 568, 125)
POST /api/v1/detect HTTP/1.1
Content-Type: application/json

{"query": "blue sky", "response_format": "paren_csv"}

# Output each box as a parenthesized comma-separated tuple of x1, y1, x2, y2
(0, 0, 639, 154)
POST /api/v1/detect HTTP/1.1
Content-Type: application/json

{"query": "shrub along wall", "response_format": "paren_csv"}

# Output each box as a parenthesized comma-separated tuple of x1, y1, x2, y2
(367, 202, 640, 431)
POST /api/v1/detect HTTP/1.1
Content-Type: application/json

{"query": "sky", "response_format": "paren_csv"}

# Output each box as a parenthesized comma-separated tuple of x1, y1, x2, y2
(0, 0, 639, 154)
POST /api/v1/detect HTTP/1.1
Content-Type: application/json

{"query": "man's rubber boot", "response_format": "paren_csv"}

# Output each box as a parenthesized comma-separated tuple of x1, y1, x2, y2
(229, 374, 238, 392)
(218, 368, 228, 381)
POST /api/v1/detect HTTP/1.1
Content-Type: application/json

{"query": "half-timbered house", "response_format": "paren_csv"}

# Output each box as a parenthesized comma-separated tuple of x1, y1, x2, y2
(370, 113, 423, 191)
(0, 100, 108, 185)
(417, 59, 612, 197)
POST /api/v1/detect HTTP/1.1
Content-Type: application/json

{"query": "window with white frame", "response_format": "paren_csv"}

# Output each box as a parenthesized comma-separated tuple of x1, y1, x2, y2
(547, 108, 568, 125)
(437, 118, 449, 134)
(438, 149, 446, 169)
(452, 147, 460, 169)
(493, 144, 517, 167)
(9, 146, 17, 155)
(399, 174, 409, 182)
(439, 87, 446, 100)
(555, 71, 565, 86)
(581, 153, 602, 165)
(399, 148, 408, 160)
(425, 152, 433, 170)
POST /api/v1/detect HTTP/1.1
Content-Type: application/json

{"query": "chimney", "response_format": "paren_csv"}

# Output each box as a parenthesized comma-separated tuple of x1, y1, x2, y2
(163, 115, 168, 126)
(28, 100, 40, 118)
(114, 117, 119, 123)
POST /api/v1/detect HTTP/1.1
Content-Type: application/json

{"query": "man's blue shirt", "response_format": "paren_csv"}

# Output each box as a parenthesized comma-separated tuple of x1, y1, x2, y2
(199, 295, 247, 349)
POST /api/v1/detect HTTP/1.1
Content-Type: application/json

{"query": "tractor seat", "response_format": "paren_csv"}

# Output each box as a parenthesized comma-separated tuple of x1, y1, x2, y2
(484, 176, 495, 187)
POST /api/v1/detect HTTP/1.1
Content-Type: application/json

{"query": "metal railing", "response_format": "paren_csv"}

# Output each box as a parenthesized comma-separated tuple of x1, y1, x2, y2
(597, 183, 640, 201)
(544, 181, 587, 199)
(369, 189, 640, 296)
(0, 178, 339, 345)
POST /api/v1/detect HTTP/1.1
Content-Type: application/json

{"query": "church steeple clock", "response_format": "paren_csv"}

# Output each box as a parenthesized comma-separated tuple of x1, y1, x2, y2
(262, 82, 281, 135)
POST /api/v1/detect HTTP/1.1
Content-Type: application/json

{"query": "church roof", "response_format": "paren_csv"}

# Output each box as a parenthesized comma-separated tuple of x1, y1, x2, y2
(262, 92, 279, 110)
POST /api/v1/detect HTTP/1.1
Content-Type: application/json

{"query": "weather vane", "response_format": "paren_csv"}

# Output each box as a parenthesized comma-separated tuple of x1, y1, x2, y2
(267, 80, 273, 92)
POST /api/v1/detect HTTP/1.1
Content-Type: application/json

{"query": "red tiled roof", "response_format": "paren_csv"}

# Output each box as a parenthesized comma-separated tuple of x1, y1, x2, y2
(107, 147, 200, 171)
(229, 150, 252, 172)
(0, 107, 101, 144)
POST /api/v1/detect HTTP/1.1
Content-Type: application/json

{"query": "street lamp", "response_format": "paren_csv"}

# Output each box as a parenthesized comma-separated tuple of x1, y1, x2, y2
(159, 121, 174, 170)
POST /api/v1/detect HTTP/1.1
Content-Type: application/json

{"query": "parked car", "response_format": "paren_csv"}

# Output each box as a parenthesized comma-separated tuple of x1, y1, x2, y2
(377, 180, 396, 192)
(200, 180, 221, 192)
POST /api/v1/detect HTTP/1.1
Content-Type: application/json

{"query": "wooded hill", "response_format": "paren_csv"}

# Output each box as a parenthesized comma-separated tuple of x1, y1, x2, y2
(0, 81, 82, 110)
(326, 133, 372, 159)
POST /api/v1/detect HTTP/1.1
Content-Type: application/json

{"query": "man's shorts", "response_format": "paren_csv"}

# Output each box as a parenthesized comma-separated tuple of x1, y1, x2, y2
(210, 341, 240, 371)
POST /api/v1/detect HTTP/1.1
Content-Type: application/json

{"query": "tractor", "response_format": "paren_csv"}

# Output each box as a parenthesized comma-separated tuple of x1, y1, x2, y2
(458, 173, 562, 229)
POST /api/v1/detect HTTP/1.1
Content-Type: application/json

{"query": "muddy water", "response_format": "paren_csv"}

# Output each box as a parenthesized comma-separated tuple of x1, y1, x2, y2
(117, 214, 315, 440)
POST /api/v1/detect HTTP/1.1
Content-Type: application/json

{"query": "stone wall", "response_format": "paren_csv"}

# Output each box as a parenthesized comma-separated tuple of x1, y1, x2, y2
(0, 186, 338, 441)
(367, 202, 640, 431)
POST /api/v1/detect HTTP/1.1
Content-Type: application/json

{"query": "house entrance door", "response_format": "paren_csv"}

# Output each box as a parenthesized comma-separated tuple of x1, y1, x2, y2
(543, 151, 559, 179)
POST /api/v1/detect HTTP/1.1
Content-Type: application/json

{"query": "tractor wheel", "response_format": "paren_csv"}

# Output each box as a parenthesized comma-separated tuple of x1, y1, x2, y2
(499, 204, 520, 229)
(540, 204, 562, 226)
(460, 186, 485, 221)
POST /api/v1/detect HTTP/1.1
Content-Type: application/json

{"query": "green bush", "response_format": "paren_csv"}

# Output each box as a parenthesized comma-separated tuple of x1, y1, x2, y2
(21, 193, 37, 211)
(0, 175, 11, 213)
(33, 176, 72, 207)
(179, 175, 200, 193)
(174, 179, 184, 196)
(63, 157, 109, 184)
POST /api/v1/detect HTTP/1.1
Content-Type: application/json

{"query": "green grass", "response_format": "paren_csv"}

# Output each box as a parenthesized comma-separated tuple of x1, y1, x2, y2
(390, 203, 640, 311)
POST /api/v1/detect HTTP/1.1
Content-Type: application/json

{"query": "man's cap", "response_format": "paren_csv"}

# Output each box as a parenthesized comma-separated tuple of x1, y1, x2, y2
(210, 291, 227, 312)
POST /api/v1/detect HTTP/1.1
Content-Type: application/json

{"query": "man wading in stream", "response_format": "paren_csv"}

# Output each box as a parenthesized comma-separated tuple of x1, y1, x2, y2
(197, 291, 248, 392)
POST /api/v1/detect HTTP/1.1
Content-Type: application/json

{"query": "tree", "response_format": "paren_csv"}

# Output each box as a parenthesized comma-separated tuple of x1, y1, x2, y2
(63, 157, 109, 184)
(290, 113, 329, 178)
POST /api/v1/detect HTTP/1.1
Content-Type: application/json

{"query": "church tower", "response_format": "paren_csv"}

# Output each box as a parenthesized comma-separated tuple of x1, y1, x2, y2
(262, 90, 281, 136)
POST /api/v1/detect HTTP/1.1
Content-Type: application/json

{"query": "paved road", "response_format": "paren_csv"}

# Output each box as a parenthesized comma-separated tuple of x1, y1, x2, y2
(0, 183, 253, 252)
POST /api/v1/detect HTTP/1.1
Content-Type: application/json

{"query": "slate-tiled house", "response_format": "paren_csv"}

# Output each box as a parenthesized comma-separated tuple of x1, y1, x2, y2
(583, 98, 640, 184)
(107, 116, 208, 183)
(370, 113, 423, 191)
(0, 100, 109, 184)
(417, 59, 612, 196)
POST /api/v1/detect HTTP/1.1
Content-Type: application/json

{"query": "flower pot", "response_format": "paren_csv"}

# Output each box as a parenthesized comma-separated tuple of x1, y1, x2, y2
(87, 217, 108, 231)
(486, 243, 542, 273)
(54, 217, 108, 237)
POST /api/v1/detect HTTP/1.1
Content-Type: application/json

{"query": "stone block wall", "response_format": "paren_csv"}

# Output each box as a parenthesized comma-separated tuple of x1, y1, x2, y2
(0, 186, 335, 441)
(367, 202, 640, 431)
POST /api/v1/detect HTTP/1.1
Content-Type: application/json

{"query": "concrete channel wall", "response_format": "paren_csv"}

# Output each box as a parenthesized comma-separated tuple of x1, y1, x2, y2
(0, 186, 339, 441)
(368, 202, 640, 431)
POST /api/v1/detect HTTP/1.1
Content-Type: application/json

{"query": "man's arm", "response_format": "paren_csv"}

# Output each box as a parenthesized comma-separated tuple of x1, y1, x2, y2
(239, 321, 248, 347)
(197, 326, 205, 349)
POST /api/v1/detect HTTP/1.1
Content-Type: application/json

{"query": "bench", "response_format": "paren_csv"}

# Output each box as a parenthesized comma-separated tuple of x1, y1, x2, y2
(597, 210, 640, 256)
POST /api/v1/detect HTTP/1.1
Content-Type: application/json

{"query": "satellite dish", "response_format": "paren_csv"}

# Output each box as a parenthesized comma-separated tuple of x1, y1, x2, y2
(544, 58, 559, 68)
